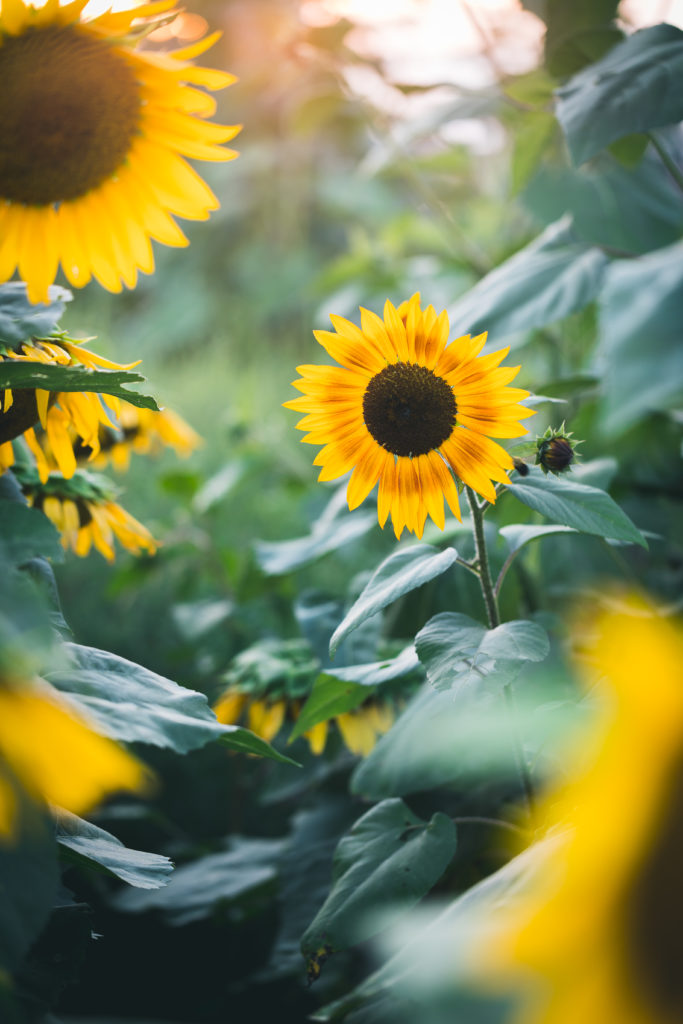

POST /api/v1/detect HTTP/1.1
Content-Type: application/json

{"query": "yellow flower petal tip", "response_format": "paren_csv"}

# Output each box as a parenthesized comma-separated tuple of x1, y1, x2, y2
(0, 683, 151, 840)
(286, 298, 534, 539)
(0, 0, 239, 302)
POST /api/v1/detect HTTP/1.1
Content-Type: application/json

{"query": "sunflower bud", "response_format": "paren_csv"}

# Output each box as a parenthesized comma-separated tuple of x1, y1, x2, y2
(535, 424, 580, 476)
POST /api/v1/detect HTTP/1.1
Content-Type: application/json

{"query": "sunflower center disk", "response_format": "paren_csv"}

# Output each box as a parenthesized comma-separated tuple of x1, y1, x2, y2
(0, 26, 140, 205)
(627, 758, 683, 1017)
(362, 362, 457, 457)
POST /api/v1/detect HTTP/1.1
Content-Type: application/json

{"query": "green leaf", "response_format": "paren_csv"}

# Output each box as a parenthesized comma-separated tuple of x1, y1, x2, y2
(351, 680, 578, 799)
(596, 240, 683, 435)
(523, 148, 683, 254)
(255, 509, 376, 575)
(505, 467, 647, 546)
(499, 523, 578, 554)
(114, 837, 283, 925)
(289, 675, 370, 742)
(55, 811, 173, 890)
(0, 500, 64, 566)
(329, 545, 458, 656)
(415, 613, 549, 693)
(555, 24, 683, 165)
(0, 361, 159, 411)
(301, 799, 456, 959)
(503, 68, 557, 107)
(313, 840, 546, 1022)
(0, 788, 59, 971)
(447, 217, 608, 340)
(325, 646, 421, 686)
(0, 282, 71, 349)
(47, 644, 299, 766)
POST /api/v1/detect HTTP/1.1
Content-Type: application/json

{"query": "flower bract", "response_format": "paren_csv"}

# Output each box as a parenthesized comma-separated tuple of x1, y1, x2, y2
(286, 294, 534, 539)
(0, 0, 240, 303)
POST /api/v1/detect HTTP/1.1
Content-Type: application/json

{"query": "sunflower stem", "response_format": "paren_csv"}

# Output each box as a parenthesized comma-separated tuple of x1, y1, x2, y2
(465, 486, 499, 629)
(465, 485, 535, 819)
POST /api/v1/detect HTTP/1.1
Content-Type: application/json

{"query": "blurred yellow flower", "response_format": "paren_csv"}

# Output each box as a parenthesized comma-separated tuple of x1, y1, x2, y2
(0, 335, 139, 479)
(285, 294, 533, 539)
(83, 403, 202, 472)
(213, 687, 394, 757)
(472, 597, 683, 1024)
(0, 0, 240, 303)
(28, 483, 157, 561)
(0, 680, 149, 839)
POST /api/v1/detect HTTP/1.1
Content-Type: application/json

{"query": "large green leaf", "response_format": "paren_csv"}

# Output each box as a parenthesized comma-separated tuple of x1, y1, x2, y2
(313, 840, 549, 1022)
(325, 646, 420, 686)
(447, 217, 608, 340)
(289, 676, 371, 742)
(0, 282, 71, 349)
(301, 799, 456, 962)
(523, 147, 683, 254)
(0, 788, 59, 972)
(56, 811, 173, 890)
(415, 613, 549, 693)
(329, 545, 458, 656)
(499, 523, 578, 554)
(114, 837, 283, 925)
(352, 679, 577, 799)
(0, 361, 159, 411)
(555, 25, 683, 164)
(505, 467, 646, 546)
(596, 241, 683, 435)
(46, 644, 298, 765)
(255, 510, 376, 576)
(0, 500, 64, 566)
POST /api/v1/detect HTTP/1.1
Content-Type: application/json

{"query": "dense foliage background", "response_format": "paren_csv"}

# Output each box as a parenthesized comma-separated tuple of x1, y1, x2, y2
(1, 1, 682, 1022)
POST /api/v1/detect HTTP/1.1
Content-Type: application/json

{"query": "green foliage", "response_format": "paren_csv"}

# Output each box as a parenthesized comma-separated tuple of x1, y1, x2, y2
(555, 25, 683, 163)
(301, 799, 456, 960)
(0, 283, 71, 349)
(56, 811, 173, 890)
(329, 545, 459, 655)
(0, 361, 159, 411)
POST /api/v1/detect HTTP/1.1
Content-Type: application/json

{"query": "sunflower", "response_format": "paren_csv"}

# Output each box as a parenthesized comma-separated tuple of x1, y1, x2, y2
(20, 466, 157, 560)
(0, 333, 138, 480)
(0, 0, 240, 303)
(0, 677, 149, 839)
(285, 294, 534, 539)
(470, 597, 683, 1024)
(214, 687, 395, 757)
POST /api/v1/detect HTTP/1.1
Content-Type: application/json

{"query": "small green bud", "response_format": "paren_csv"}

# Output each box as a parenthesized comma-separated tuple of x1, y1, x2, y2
(535, 423, 581, 476)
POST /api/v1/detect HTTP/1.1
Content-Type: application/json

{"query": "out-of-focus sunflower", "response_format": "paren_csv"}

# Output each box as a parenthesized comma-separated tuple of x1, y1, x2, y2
(19, 466, 157, 560)
(0, 677, 149, 839)
(0, 334, 139, 479)
(0, 0, 240, 303)
(470, 596, 683, 1024)
(214, 686, 394, 757)
(286, 294, 534, 539)
(212, 638, 397, 757)
(78, 402, 202, 472)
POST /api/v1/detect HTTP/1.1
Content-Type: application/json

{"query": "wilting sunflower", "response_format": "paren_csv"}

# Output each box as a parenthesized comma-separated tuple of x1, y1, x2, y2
(0, 333, 138, 480)
(19, 466, 157, 560)
(286, 294, 534, 539)
(0, 0, 240, 303)
(470, 596, 683, 1024)
(214, 686, 394, 757)
(0, 677, 149, 839)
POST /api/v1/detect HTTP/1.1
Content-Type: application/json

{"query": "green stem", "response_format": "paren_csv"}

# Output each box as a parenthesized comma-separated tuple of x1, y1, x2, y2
(465, 485, 535, 818)
(648, 131, 683, 195)
(465, 486, 499, 629)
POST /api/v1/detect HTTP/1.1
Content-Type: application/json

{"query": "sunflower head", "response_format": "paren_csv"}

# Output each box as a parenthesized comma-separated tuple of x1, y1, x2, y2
(286, 294, 534, 539)
(17, 464, 157, 560)
(0, 0, 240, 302)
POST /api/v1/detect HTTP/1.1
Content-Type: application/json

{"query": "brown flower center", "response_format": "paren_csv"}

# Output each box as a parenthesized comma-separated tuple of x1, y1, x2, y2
(627, 758, 683, 1017)
(362, 362, 457, 457)
(0, 25, 140, 205)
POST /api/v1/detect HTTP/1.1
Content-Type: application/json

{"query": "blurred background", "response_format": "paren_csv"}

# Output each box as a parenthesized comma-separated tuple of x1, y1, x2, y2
(42, 1, 683, 1020)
